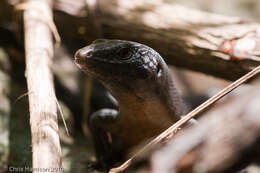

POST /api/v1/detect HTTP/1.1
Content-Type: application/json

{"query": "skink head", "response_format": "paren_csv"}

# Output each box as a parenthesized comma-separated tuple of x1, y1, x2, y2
(74, 39, 167, 95)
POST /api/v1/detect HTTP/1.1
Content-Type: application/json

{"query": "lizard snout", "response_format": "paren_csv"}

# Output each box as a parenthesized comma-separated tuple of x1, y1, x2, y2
(74, 47, 94, 65)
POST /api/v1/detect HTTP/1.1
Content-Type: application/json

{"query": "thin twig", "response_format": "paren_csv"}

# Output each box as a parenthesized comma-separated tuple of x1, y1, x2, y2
(55, 97, 70, 136)
(82, 76, 93, 136)
(14, 91, 33, 105)
(109, 65, 260, 173)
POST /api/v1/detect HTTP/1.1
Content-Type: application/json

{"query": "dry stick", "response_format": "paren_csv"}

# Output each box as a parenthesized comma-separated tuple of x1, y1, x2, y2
(24, 0, 62, 172)
(82, 76, 93, 136)
(14, 91, 32, 104)
(109, 65, 260, 173)
(55, 98, 70, 136)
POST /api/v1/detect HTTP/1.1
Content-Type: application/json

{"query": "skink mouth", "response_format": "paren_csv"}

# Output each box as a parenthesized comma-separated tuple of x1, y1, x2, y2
(74, 50, 81, 64)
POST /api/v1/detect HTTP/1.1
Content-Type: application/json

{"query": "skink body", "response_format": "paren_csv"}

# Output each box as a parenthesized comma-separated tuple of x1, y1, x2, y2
(75, 39, 184, 170)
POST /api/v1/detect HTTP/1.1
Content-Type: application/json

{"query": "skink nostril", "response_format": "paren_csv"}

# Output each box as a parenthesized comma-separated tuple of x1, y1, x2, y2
(86, 50, 93, 57)
(77, 48, 93, 59)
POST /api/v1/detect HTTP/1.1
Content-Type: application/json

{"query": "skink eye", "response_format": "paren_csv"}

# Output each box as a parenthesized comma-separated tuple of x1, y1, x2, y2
(116, 47, 132, 60)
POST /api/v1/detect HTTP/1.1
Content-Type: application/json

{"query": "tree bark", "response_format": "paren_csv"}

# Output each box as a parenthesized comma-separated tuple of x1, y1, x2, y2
(23, 0, 62, 172)
(51, 0, 260, 81)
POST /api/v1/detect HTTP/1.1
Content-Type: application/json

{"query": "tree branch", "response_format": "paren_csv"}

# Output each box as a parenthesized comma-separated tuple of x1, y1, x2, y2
(52, 0, 260, 80)
(23, 0, 62, 172)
